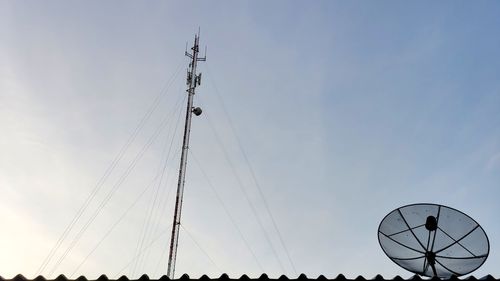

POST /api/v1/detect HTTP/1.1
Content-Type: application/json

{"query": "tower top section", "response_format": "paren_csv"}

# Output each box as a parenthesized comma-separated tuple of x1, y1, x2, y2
(185, 33, 206, 93)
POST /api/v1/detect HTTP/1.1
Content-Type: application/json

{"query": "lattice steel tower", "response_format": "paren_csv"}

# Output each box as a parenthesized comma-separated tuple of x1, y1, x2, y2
(167, 33, 206, 278)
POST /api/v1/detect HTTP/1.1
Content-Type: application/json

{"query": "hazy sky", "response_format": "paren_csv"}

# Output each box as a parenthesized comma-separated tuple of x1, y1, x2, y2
(1, 1, 500, 279)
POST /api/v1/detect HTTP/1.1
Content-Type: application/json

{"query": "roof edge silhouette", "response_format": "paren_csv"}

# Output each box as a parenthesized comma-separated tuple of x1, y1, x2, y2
(1, 275, 499, 281)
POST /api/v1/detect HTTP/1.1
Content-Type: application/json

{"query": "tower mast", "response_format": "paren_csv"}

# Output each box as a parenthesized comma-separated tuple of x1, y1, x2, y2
(167, 33, 205, 278)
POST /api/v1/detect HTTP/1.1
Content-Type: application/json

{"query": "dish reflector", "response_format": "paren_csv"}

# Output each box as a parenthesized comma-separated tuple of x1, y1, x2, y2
(378, 203, 489, 278)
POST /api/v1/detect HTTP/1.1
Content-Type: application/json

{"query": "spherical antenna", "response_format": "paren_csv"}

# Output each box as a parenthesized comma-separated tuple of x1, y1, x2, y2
(378, 203, 489, 278)
(192, 107, 202, 116)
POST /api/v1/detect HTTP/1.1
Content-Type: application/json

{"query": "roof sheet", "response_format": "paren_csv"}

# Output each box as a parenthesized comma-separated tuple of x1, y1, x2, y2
(0, 274, 498, 281)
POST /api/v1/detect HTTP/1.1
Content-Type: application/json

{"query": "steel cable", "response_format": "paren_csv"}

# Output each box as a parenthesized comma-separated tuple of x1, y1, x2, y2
(190, 151, 265, 273)
(36, 61, 184, 276)
(69, 168, 159, 278)
(69, 117, 183, 278)
(132, 96, 185, 276)
(47, 91, 185, 277)
(180, 224, 223, 275)
(140, 100, 185, 275)
(202, 113, 287, 274)
(114, 227, 170, 278)
(205, 63, 298, 275)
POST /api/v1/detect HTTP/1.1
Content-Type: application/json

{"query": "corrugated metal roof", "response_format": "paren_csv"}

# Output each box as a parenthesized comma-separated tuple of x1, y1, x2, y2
(0, 274, 498, 281)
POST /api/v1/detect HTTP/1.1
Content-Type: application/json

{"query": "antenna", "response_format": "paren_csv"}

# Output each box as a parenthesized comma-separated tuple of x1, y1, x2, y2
(167, 32, 206, 279)
(378, 203, 489, 278)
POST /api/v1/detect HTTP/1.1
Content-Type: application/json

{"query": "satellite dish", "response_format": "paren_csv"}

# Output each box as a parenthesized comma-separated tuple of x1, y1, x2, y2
(378, 203, 489, 278)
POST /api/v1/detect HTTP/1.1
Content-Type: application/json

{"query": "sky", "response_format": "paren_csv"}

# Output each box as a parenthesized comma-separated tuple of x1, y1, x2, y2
(1, 0, 500, 279)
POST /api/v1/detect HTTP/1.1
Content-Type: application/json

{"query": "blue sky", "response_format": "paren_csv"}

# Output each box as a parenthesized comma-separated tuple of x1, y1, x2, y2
(1, 1, 500, 279)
